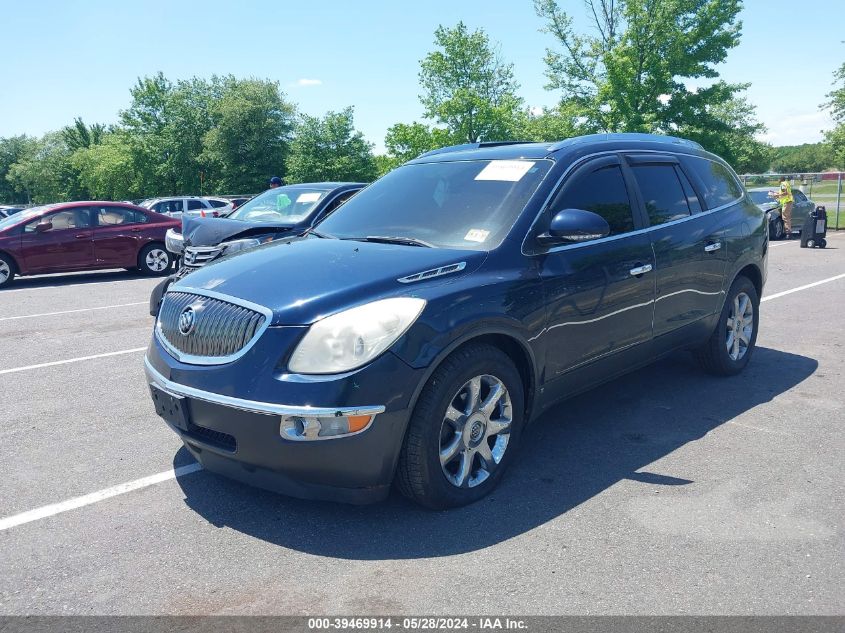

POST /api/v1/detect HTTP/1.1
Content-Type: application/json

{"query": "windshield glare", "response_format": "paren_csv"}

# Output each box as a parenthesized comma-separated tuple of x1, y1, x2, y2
(317, 159, 553, 250)
(748, 190, 775, 204)
(228, 187, 327, 223)
(0, 205, 51, 231)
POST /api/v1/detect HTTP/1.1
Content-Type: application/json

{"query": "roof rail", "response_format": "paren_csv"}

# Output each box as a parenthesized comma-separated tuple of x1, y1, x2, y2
(416, 140, 534, 159)
(547, 133, 703, 152)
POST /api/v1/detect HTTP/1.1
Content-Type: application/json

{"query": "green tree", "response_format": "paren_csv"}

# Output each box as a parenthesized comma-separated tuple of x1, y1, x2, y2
(6, 132, 85, 203)
(0, 135, 38, 203)
(770, 143, 839, 173)
(286, 107, 377, 183)
(384, 122, 453, 168)
(534, 0, 769, 169)
(515, 103, 597, 142)
(824, 61, 845, 167)
(419, 22, 523, 143)
(62, 118, 106, 152)
(72, 132, 140, 200)
(201, 78, 296, 193)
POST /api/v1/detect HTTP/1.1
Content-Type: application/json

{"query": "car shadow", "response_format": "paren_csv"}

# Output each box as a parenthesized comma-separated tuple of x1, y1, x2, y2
(0, 268, 150, 291)
(174, 346, 816, 559)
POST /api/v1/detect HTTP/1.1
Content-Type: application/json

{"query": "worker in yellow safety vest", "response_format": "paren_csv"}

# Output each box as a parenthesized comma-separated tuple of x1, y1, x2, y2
(773, 175, 794, 237)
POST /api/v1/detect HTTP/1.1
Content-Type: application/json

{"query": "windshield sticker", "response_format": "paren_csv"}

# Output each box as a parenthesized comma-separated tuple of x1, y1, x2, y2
(296, 192, 321, 203)
(464, 228, 490, 243)
(475, 160, 535, 182)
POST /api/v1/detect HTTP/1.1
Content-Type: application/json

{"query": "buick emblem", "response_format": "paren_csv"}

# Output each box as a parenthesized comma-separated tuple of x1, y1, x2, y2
(178, 306, 197, 336)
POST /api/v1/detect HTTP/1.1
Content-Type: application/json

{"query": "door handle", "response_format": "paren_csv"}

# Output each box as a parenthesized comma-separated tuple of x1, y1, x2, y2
(629, 264, 653, 277)
(130, 227, 142, 233)
(704, 241, 722, 252)
(75, 234, 88, 239)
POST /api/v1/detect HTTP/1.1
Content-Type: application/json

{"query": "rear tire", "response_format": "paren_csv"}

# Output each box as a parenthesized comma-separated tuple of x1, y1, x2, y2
(819, 239, 827, 248)
(396, 343, 524, 509)
(694, 276, 759, 376)
(0, 253, 16, 289)
(138, 244, 172, 276)
(770, 218, 784, 240)
(807, 239, 815, 248)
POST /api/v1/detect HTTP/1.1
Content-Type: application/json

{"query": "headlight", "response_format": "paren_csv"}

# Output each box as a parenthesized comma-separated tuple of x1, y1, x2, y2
(288, 297, 426, 374)
(221, 238, 261, 256)
(165, 228, 184, 254)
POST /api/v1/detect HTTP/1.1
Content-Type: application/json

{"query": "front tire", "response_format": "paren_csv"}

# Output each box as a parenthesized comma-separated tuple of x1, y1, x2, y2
(770, 218, 784, 240)
(138, 244, 172, 276)
(396, 343, 525, 509)
(694, 276, 759, 376)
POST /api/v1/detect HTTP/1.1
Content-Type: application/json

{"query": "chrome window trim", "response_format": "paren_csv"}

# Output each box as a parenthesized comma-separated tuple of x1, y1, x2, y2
(145, 356, 385, 420)
(154, 285, 274, 366)
(520, 149, 740, 256)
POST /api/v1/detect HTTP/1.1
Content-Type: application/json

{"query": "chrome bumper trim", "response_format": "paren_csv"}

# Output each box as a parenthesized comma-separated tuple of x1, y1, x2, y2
(144, 356, 386, 418)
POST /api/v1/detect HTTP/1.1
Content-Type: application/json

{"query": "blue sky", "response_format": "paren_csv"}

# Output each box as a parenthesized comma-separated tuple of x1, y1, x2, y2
(0, 0, 841, 152)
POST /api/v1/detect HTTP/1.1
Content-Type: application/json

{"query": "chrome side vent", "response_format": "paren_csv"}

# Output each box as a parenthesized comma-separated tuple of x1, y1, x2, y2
(398, 262, 467, 284)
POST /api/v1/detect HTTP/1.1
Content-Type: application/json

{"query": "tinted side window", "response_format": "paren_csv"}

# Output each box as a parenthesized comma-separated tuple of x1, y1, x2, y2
(25, 208, 91, 232)
(154, 200, 182, 213)
(676, 167, 702, 213)
(187, 199, 205, 210)
(793, 190, 807, 202)
(207, 199, 228, 208)
(94, 206, 147, 225)
(631, 164, 691, 226)
(684, 157, 743, 208)
(552, 164, 635, 235)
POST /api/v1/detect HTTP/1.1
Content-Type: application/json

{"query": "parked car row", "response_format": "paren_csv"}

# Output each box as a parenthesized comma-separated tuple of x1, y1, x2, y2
(138, 196, 236, 219)
(152, 183, 364, 311)
(143, 133, 768, 510)
(0, 202, 179, 287)
(0, 205, 24, 218)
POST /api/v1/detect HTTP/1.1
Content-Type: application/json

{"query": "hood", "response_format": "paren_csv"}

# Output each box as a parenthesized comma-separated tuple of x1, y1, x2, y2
(172, 236, 486, 325)
(181, 215, 297, 247)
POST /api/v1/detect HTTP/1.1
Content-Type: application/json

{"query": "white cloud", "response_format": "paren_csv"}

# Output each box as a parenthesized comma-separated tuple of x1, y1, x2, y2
(758, 109, 834, 146)
(295, 78, 322, 87)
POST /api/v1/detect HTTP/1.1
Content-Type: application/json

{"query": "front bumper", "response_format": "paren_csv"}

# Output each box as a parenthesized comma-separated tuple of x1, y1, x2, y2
(144, 337, 424, 504)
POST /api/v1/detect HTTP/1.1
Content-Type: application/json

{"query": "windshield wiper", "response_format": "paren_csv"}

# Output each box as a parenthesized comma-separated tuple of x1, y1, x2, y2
(300, 226, 335, 239)
(343, 235, 434, 248)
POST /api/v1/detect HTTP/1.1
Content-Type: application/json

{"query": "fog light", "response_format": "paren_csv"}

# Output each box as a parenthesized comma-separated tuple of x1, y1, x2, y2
(280, 414, 374, 441)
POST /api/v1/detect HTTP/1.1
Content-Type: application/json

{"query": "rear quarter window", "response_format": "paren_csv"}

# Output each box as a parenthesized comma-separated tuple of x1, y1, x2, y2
(683, 156, 744, 209)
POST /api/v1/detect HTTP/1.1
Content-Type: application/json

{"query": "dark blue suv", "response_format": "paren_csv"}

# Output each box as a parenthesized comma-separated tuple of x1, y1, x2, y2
(144, 134, 768, 509)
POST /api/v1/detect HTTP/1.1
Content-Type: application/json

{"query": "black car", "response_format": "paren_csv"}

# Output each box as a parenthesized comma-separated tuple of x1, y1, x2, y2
(145, 133, 767, 509)
(151, 183, 364, 314)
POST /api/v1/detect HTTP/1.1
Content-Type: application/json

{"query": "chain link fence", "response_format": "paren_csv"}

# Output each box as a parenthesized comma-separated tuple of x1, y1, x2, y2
(740, 172, 844, 230)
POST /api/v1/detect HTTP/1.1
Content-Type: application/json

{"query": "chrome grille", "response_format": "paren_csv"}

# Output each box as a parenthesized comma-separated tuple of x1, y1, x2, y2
(183, 246, 222, 268)
(156, 291, 268, 364)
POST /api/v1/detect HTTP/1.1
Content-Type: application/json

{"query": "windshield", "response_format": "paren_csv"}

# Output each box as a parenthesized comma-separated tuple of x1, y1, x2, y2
(227, 186, 328, 223)
(0, 205, 53, 231)
(748, 190, 775, 204)
(317, 159, 553, 250)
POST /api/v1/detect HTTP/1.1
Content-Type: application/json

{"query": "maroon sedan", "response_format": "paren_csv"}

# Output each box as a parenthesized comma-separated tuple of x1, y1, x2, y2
(0, 201, 181, 288)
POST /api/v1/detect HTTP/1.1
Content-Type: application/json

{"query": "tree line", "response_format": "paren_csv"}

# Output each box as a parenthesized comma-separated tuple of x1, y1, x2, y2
(1, 0, 843, 205)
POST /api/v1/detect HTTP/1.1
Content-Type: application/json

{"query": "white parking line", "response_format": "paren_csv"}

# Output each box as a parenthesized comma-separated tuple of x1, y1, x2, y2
(0, 302, 147, 322)
(762, 272, 845, 302)
(0, 347, 147, 375)
(0, 464, 203, 532)
(1, 271, 844, 532)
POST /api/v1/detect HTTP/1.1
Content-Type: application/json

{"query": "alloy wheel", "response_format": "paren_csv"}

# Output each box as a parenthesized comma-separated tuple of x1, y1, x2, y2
(146, 249, 169, 272)
(0, 260, 10, 284)
(439, 374, 512, 488)
(726, 291, 754, 361)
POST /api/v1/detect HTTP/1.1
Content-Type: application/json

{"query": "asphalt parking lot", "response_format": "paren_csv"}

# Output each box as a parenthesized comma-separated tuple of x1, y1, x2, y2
(1, 235, 843, 615)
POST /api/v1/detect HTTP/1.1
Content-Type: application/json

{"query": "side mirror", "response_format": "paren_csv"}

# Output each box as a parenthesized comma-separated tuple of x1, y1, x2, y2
(34, 221, 53, 233)
(537, 209, 610, 246)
